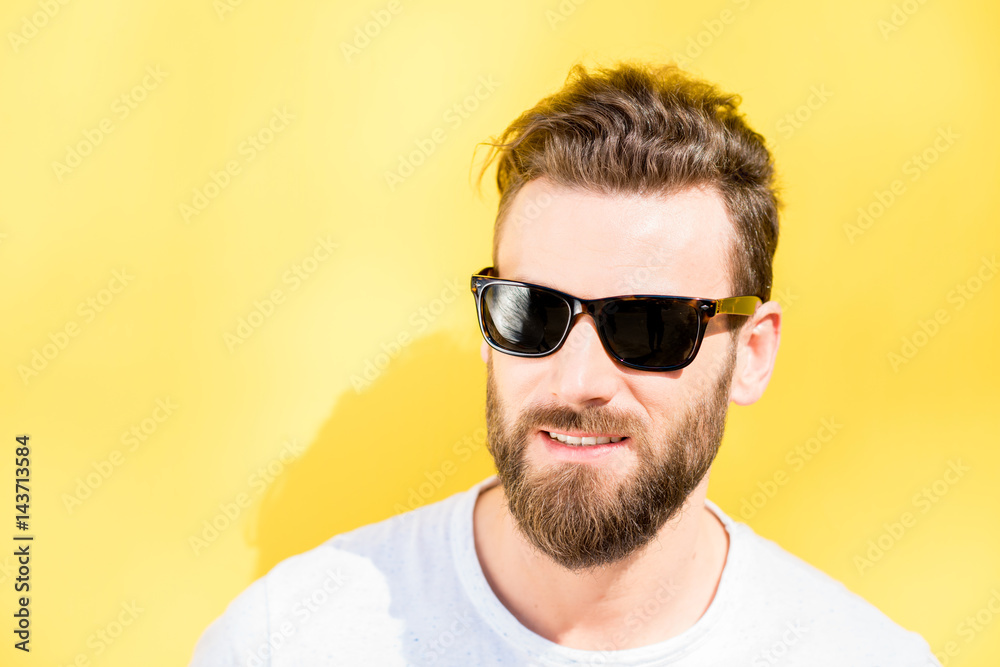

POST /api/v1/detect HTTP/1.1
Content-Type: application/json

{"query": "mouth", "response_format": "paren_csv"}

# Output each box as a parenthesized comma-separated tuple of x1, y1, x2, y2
(536, 429, 633, 463)
(543, 430, 628, 447)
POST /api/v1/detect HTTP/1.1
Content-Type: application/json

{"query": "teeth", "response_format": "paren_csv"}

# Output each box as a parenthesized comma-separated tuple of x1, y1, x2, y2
(547, 431, 624, 446)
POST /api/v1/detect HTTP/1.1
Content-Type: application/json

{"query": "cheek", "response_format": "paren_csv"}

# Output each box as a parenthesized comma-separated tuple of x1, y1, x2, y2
(631, 394, 670, 435)
(680, 336, 732, 393)
(488, 360, 532, 423)
(628, 374, 705, 439)
(493, 356, 549, 397)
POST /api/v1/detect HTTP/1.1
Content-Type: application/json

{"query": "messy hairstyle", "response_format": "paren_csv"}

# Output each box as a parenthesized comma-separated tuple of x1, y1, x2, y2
(476, 61, 780, 303)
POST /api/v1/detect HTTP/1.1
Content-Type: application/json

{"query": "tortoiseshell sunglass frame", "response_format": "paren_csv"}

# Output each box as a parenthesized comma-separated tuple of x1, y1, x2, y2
(470, 266, 761, 372)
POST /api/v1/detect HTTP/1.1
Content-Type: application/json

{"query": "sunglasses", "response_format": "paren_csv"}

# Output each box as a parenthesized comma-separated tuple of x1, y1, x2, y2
(470, 267, 761, 372)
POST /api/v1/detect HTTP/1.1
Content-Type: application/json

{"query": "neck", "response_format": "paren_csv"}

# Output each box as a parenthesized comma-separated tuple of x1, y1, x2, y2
(472, 474, 729, 650)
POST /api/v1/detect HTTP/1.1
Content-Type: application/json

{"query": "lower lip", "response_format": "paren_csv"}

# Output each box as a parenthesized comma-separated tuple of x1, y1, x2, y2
(539, 430, 630, 461)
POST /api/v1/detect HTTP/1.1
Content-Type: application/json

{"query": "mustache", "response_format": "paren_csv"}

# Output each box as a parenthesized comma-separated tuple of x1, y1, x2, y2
(512, 403, 648, 440)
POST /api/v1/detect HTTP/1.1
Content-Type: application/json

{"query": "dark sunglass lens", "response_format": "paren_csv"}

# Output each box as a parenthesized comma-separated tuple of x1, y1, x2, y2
(481, 284, 570, 354)
(601, 299, 700, 368)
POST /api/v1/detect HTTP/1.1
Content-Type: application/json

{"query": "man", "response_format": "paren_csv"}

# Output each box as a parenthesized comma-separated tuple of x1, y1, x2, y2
(191, 62, 938, 665)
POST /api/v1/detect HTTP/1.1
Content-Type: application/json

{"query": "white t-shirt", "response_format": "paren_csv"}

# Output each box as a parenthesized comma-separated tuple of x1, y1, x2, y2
(190, 475, 939, 666)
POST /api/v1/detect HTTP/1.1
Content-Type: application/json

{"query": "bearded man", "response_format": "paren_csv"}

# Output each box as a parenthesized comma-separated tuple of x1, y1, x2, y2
(191, 61, 938, 666)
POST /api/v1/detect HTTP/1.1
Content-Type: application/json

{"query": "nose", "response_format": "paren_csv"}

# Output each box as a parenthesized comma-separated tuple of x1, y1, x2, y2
(546, 313, 623, 407)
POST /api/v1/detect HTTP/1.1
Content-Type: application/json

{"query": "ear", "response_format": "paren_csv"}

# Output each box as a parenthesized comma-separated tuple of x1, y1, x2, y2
(729, 300, 782, 406)
(481, 340, 490, 364)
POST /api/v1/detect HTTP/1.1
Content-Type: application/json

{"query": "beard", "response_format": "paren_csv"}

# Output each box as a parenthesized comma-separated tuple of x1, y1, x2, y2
(484, 340, 737, 573)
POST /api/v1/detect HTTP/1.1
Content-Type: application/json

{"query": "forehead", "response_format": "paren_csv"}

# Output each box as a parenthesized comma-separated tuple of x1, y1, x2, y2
(496, 178, 736, 299)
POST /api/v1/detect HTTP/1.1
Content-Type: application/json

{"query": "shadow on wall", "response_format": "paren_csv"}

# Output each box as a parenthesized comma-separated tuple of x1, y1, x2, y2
(251, 330, 495, 578)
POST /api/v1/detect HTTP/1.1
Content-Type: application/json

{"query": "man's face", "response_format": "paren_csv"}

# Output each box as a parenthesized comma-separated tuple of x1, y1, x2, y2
(484, 178, 740, 572)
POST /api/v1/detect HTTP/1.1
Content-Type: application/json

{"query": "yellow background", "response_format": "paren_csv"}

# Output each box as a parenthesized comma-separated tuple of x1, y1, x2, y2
(1, 0, 997, 664)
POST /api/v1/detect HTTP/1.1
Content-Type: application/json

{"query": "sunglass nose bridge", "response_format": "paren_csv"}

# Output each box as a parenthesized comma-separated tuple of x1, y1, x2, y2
(561, 300, 610, 340)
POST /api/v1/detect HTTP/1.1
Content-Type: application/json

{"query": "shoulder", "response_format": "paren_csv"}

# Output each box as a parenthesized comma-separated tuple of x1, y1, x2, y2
(261, 489, 462, 607)
(188, 575, 268, 666)
(189, 483, 474, 665)
(711, 502, 939, 666)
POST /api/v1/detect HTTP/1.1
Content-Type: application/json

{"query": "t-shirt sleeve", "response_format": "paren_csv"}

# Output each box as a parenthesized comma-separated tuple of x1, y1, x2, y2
(895, 630, 942, 667)
(189, 577, 269, 667)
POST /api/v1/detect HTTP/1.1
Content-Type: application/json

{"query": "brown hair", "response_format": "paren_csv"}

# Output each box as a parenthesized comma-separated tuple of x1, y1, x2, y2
(475, 61, 780, 303)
